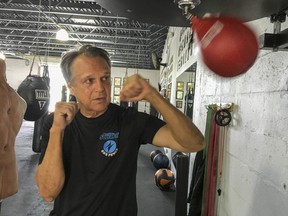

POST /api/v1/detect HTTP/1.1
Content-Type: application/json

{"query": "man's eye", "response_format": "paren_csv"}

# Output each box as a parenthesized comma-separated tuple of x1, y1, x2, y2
(102, 76, 111, 83)
(85, 78, 94, 84)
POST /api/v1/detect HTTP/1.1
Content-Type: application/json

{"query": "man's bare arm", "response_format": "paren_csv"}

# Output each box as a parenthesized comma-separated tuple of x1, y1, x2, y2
(120, 74, 204, 153)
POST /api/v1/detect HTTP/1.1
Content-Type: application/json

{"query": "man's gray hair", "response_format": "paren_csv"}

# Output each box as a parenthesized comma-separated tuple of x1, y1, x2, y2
(60, 45, 111, 82)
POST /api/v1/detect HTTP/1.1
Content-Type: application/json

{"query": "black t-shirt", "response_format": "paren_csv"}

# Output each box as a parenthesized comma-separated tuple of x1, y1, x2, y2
(39, 103, 166, 216)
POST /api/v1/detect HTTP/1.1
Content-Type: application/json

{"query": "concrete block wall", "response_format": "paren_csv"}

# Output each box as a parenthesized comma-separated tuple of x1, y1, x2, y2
(192, 17, 288, 216)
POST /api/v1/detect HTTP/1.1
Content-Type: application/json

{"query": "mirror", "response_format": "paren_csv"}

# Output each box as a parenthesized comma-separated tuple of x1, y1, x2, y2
(175, 62, 197, 119)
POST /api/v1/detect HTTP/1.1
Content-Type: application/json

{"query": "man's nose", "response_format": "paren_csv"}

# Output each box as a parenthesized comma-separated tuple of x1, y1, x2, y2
(94, 79, 105, 91)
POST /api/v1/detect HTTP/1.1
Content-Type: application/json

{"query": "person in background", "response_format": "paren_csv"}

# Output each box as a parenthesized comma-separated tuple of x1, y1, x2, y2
(35, 45, 204, 216)
(0, 57, 27, 211)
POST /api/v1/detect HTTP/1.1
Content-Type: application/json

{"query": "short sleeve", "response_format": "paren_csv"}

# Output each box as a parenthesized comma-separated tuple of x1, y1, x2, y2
(136, 112, 166, 144)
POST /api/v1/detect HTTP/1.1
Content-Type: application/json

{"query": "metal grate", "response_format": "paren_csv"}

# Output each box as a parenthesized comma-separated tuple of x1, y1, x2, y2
(0, 0, 168, 69)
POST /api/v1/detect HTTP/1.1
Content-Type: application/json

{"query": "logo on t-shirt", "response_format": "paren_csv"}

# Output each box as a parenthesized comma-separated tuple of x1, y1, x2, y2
(100, 132, 119, 157)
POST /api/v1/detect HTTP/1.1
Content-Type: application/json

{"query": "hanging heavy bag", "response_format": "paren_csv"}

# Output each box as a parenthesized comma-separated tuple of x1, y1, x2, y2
(17, 74, 50, 121)
(191, 15, 259, 77)
(32, 111, 49, 153)
(184, 88, 194, 119)
(31, 65, 51, 152)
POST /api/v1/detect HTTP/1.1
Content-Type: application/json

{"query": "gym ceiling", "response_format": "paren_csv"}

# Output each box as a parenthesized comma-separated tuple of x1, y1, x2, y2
(0, 0, 169, 69)
(1, 0, 287, 69)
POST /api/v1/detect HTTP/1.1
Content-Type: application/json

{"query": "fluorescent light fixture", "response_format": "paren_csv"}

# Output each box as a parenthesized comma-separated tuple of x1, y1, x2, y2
(111, 60, 127, 64)
(56, 29, 69, 41)
(71, 18, 95, 24)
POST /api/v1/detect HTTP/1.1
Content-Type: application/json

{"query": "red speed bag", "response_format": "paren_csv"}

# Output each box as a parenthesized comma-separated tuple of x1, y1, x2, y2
(191, 16, 259, 77)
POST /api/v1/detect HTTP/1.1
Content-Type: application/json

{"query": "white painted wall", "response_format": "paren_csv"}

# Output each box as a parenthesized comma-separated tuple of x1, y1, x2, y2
(5, 58, 33, 90)
(163, 17, 288, 216)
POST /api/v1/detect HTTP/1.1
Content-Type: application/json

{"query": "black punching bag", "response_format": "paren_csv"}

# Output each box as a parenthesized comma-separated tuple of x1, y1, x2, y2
(17, 74, 50, 121)
(184, 89, 194, 119)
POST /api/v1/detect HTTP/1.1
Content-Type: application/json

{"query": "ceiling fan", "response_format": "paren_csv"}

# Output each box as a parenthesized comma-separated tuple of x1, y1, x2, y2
(151, 52, 167, 69)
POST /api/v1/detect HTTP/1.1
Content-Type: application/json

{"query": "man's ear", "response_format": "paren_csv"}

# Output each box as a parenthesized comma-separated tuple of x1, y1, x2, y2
(67, 82, 75, 95)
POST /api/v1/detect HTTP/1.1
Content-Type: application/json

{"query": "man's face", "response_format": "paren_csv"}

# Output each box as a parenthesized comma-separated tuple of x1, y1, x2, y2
(68, 54, 111, 118)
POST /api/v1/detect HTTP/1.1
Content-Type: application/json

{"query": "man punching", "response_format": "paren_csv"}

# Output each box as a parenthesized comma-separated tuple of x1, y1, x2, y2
(35, 45, 204, 216)
(0, 58, 27, 209)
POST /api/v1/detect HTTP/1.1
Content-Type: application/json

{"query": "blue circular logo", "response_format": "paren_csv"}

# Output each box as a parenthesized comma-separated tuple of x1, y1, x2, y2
(103, 140, 117, 154)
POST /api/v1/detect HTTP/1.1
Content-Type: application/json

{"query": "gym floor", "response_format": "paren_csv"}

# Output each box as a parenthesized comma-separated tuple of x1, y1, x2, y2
(1, 121, 175, 216)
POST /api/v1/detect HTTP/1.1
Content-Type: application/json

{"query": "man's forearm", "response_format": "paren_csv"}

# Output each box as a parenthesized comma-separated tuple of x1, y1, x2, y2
(35, 128, 65, 202)
(146, 88, 204, 151)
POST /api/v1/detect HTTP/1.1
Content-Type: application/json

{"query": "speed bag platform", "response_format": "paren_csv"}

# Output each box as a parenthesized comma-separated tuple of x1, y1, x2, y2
(17, 74, 50, 121)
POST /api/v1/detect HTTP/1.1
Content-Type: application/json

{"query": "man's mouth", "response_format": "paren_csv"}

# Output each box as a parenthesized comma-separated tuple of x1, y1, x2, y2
(93, 97, 105, 101)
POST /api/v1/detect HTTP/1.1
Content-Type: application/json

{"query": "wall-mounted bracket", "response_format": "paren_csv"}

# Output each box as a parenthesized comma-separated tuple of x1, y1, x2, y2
(205, 103, 234, 126)
(259, 12, 288, 51)
(174, 0, 201, 16)
(206, 103, 234, 112)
